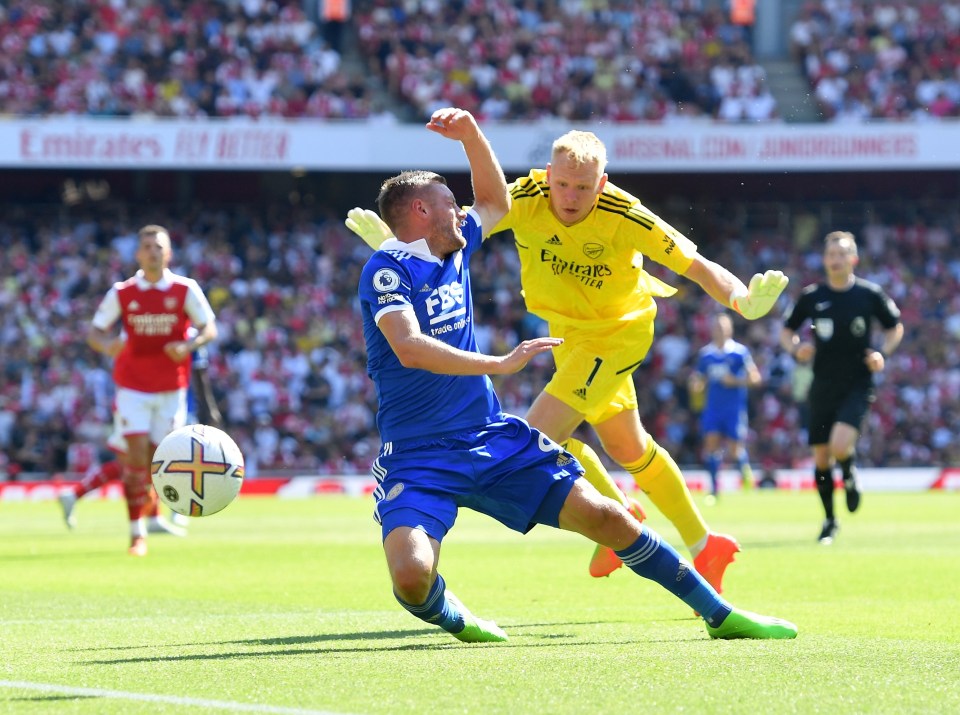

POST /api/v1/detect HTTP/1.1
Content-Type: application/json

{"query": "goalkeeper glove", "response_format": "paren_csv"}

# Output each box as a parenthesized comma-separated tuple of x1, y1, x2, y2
(729, 270, 789, 320)
(345, 208, 393, 250)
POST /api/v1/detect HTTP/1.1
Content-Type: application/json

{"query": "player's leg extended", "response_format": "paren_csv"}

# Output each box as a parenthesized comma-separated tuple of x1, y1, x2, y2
(384, 524, 506, 643)
(813, 447, 838, 544)
(596, 411, 740, 593)
(58, 460, 124, 529)
(563, 437, 648, 577)
(123, 433, 153, 556)
(556, 480, 796, 640)
(526, 391, 631, 500)
(526, 391, 643, 577)
(830, 422, 862, 513)
(702, 431, 722, 498)
(731, 441, 754, 490)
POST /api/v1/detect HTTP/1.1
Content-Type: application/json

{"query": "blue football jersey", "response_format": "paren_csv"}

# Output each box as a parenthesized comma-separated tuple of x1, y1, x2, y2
(697, 340, 753, 416)
(358, 209, 502, 442)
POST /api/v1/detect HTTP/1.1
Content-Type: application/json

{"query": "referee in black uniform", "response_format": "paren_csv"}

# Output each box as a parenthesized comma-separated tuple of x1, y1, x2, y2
(780, 231, 903, 544)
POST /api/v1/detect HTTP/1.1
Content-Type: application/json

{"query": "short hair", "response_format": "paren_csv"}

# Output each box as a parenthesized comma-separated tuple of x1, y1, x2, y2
(824, 230, 858, 256)
(552, 130, 607, 171)
(377, 170, 447, 233)
(138, 224, 171, 247)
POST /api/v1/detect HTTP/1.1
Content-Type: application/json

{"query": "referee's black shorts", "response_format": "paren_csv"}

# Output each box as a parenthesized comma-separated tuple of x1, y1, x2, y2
(806, 379, 875, 445)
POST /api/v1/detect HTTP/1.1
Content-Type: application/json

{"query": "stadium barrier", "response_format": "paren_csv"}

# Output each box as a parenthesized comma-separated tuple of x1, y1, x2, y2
(0, 468, 956, 502)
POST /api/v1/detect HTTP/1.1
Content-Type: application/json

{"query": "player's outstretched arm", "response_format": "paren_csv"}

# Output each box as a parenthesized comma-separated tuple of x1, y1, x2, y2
(729, 270, 790, 320)
(379, 310, 561, 376)
(683, 256, 789, 320)
(345, 208, 393, 251)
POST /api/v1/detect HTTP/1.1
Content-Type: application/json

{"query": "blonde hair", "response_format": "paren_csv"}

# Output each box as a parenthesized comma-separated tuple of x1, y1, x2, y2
(552, 131, 607, 171)
(824, 230, 858, 256)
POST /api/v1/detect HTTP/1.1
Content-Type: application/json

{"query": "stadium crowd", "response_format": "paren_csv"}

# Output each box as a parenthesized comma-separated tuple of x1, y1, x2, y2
(0, 0, 383, 119)
(353, 0, 776, 122)
(0, 198, 957, 480)
(790, 0, 960, 121)
(4, 0, 959, 123)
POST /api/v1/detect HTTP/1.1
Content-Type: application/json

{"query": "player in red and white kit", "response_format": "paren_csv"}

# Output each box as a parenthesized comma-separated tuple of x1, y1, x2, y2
(57, 341, 224, 534)
(87, 224, 217, 556)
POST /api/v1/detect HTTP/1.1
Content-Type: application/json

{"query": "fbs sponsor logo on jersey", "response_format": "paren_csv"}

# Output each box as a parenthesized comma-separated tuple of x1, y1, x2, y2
(426, 281, 468, 337)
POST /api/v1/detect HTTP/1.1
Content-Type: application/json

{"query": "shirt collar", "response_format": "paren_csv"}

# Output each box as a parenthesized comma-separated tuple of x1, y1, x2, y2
(379, 237, 443, 264)
(134, 268, 174, 290)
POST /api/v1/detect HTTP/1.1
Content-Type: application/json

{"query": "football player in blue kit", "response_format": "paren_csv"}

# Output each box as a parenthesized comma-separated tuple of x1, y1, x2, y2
(357, 106, 797, 643)
(689, 312, 761, 499)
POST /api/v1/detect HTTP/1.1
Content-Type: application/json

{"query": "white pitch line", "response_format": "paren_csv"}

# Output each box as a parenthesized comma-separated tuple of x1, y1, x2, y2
(0, 681, 355, 715)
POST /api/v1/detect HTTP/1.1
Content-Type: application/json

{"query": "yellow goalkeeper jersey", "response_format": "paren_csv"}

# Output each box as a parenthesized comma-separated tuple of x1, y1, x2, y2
(491, 169, 698, 329)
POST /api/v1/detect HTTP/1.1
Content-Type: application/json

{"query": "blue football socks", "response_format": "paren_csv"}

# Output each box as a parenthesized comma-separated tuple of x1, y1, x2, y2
(616, 525, 733, 627)
(395, 573, 465, 634)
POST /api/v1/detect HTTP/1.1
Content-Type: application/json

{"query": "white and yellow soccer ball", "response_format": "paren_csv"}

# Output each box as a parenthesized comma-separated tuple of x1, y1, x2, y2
(151, 424, 244, 517)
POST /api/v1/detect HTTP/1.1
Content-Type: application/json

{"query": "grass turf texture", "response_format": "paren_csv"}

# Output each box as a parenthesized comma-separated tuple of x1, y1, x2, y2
(0, 491, 957, 715)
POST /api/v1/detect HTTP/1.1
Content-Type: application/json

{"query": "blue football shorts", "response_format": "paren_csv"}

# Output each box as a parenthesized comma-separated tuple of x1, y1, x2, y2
(700, 407, 748, 441)
(371, 414, 584, 542)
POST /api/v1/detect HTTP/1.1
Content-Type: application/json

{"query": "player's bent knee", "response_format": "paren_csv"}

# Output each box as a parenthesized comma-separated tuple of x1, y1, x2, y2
(390, 561, 434, 605)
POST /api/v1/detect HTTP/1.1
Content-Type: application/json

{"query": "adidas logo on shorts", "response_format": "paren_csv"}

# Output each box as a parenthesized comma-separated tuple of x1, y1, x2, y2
(573, 388, 587, 400)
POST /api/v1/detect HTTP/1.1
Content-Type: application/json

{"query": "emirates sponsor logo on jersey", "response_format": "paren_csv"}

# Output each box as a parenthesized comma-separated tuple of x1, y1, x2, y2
(540, 248, 612, 289)
(129, 313, 179, 335)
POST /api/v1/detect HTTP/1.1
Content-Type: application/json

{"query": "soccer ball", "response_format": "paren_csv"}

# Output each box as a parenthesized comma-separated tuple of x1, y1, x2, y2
(151, 424, 244, 517)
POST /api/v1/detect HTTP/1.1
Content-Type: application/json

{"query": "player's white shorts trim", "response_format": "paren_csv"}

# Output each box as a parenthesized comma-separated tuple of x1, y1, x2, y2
(115, 387, 187, 445)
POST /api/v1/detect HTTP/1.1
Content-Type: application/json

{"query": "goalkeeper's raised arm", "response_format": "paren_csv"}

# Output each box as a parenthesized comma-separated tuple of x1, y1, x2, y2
(345, 208, 392, 250)
(683, 256, 789, 321)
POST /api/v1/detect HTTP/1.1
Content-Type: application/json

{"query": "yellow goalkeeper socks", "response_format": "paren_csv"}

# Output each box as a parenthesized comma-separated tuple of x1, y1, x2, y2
(622, 439, 708, 551)
(562, 438, 629, 508)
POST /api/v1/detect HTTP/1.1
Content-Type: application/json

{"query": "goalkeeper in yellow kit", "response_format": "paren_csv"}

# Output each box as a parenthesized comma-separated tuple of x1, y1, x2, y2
(346, 128, 787, 593)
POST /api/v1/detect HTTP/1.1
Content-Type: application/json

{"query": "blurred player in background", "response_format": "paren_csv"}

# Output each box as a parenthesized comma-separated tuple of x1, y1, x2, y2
(780, 231, 903, 544)
(86, 225, 217, 556)
(347, 130, 789, 594)
(359, 107, 797, 644)
(58, 337, 223, 533)
(688, 312, 761, 501)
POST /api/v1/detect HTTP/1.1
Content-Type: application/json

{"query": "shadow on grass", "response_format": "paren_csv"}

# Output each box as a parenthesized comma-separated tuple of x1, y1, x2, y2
(7, 695, 99, 702)
(84, 622, 706, 665)
(78, 620, 622, 651)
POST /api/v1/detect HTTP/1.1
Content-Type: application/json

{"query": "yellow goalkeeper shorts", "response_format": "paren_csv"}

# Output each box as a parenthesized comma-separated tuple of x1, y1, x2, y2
(544, 320, 655, 425)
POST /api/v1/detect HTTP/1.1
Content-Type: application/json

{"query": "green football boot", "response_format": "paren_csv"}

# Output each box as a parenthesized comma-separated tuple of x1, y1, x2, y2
(446, 590, 508, 643)
(706, 608, 798, 640)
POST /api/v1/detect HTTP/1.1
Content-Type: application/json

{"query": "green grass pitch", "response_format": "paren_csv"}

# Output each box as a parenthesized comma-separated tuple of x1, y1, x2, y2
(0, 490, 958, 714)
